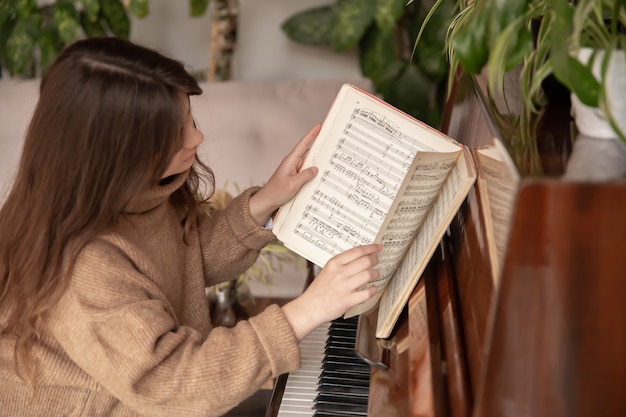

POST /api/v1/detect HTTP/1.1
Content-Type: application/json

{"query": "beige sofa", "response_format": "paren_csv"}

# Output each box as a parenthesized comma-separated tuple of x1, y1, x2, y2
(0, 76, 373, 298)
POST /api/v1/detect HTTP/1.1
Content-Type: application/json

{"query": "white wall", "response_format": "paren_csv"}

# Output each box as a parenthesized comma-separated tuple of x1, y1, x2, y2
(129, 1, 213, 76)
(130, 0, 362, 81)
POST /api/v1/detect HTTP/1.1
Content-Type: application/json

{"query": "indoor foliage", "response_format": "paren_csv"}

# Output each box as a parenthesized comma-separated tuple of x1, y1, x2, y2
(419, 0, 626, 174)
(0, 0, 210, 78)
(282, 0, 455, 129)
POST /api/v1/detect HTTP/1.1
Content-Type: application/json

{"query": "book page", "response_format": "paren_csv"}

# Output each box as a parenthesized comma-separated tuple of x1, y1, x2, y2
(272, 84, 462, 269)
(375, 148, 477, 338)
(473, 140, 520, 285)
(343, 152, 459, 317)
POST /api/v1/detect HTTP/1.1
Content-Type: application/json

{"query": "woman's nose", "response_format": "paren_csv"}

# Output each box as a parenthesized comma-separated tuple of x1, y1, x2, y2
(189, 129, 204, 148)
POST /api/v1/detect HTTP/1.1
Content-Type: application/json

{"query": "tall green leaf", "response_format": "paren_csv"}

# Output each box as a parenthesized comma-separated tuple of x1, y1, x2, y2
(4, 11, 40, 76)
(79, 0, 100, 22)
(330, 0, 376, 51)
(374, 0, 406, 31)
(53, 1, 80, 44)
(189, 0, 208, 17)
(359, 24, 396, 86)
(80, 10, 107, 37)
(100, 0, 130, 39)
(15, 0, 35, 19)
(281, 6, 334, 46)
(550, 0, 600, 107)
(384, 61, 438, 126)
(0, 0, 18, 29)
(39, 27, 61, 73)
(129, 0, 149, 18)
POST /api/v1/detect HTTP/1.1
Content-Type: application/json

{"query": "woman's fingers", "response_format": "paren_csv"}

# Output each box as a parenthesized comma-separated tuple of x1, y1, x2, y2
(330, 243, 382, 265)
(284, 124, 321, 171)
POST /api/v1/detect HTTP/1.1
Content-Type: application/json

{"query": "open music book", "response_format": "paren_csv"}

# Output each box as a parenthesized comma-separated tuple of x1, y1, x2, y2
(471, 140, 520, 286)
(272, 83, 478, 338)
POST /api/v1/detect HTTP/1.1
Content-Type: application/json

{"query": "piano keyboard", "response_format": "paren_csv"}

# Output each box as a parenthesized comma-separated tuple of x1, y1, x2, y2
(276, 317, 371, 417)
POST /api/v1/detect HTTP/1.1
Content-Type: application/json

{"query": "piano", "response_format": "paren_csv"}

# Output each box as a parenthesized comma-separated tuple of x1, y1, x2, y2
(266, 72, 626, 417)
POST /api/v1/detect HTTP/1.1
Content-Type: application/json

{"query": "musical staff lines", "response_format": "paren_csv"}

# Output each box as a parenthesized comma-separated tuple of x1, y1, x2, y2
(373, 155, 458, 282)
(293, 107, 423, 258)
(291, 102, 459, 270)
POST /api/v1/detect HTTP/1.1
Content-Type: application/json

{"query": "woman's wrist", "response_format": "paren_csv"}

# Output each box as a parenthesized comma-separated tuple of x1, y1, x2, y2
(248, 189, 279, 227)
(281, 297, 321, 342)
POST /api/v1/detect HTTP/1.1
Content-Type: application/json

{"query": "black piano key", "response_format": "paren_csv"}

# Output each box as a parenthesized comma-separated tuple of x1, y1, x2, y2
(327, 324, 356, 332)
(323, 345, 358, 354)
(315, 392, 368, 406)
(314, 397, 368, 413)
(318, 374, 370, 388)
(314, 411, 367, 417)
(318, 377, 370, 389)
(310, 317, 371, 417)
(317, 382, 369, 396)
(321, 353, 370, 366)
(325, 335, 356, 346)
(322, 358, 369, 369)
(321, 360, 370, 373)
(314, 402, 368, 414)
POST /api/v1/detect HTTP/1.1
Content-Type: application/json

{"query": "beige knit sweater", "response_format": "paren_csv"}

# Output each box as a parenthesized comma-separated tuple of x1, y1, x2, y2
(0, 173, 301, 416)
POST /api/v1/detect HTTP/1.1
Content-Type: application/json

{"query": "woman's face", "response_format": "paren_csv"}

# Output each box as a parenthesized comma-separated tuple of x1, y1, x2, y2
(161, 95, 204, 179)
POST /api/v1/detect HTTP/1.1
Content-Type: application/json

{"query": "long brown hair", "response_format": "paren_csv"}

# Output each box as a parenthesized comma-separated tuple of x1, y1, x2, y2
(0, 37, 214, 383)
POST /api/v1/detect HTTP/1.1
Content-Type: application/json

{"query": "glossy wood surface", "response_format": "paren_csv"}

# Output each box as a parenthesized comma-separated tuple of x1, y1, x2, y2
(474, 180, 626, 417)
(368, 279, 429, 417)
(267, 72, 625, 417)
(436, 243, 472, 417)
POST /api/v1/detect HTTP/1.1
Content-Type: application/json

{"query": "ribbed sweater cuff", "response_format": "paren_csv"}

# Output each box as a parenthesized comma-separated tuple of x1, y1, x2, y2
(248, 304, 300, 376)
(226, 187, 276, 251)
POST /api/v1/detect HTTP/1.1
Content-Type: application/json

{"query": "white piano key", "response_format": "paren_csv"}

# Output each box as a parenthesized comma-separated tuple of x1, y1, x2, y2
(276, 322, 329, 417)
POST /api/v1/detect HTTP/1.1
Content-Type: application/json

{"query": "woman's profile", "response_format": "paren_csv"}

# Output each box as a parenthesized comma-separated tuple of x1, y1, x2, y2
(0, 37, 381, 416)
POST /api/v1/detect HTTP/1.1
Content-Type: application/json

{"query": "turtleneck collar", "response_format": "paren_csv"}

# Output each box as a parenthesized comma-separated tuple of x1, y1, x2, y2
(124, 171, 190, 214)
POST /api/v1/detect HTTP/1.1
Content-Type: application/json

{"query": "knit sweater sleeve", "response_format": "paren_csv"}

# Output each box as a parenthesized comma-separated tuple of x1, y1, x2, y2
(47, 240, 300, 417)
(197, 186, 277, 286)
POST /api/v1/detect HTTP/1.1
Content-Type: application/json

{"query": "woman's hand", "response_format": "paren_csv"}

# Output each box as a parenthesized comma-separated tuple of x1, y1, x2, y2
(281, 243, 382, 341)
(248, 124, 321, 226)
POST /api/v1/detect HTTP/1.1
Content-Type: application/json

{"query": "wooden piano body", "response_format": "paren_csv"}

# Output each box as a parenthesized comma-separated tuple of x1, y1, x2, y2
(267, 73, 626, 417)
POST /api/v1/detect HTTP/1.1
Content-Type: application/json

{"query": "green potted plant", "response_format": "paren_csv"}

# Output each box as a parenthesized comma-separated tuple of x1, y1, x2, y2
(281, 0, 455, 128)
(551, 0, 626, 141)
(417, 0, 626, 176)
(0, 0, 210, 78)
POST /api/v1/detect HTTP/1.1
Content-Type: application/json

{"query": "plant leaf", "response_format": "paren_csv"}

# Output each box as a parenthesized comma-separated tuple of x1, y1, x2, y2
(79, 10, 107, 37)
(550, 0, 600, 107)
(382, 61, 439, 126)
(100, 0, 130, 39)
(79, 0, 100, 22)
(15, 0, 35, 19)
(451, 7, 490, 74)
(4, 11, 40, 76)
(359, 24, 397, 86)
(372, 59, 404, 96)
(189, 0, 208, 17)
(415, 42, 448, 81)
(374, 0, 406, 32)
(0, 0, 18, 29)
(281, 6, 334, 46)
(503, 27, 533, 71)
(39, 27, 61, 73)
(53, 1, 80, 44)
(129, 0, 149, 18)
(330, 0, 376, 51)
(413, 0, 444, 52)
(0, 16, 17, 65)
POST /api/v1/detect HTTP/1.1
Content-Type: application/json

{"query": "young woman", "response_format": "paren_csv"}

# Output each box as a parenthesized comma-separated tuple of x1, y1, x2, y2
(0, 37, 381, 416)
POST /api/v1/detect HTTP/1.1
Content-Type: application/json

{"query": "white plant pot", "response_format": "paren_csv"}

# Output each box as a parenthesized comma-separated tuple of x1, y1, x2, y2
(570, 47, 626, 139)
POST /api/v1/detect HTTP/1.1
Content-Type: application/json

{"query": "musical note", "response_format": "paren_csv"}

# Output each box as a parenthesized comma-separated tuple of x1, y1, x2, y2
(289, 98, 455, 269)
